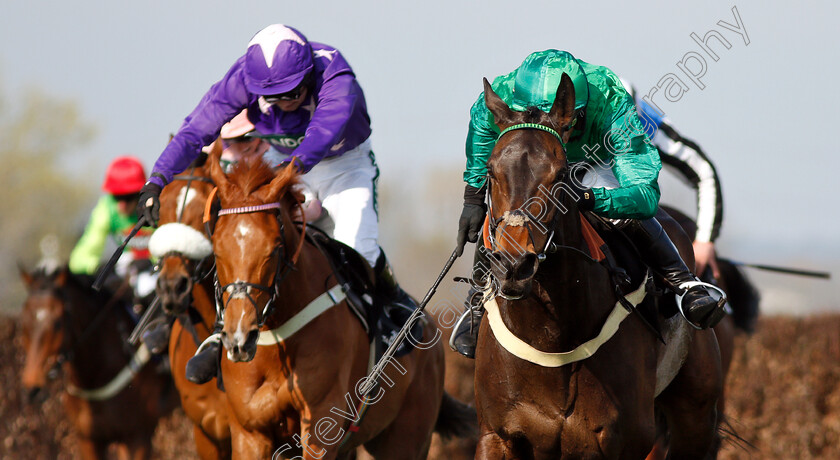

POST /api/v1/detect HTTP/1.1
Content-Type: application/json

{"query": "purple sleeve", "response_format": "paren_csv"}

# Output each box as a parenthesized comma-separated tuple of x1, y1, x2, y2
(149, 58, 250, 186)
(291, 70, 362, 173)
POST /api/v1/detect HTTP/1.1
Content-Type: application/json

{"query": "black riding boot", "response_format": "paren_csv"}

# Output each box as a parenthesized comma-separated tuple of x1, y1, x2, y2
(622, 217, 725, 329)
(374, 250, 417, 319)
(185, 334, 221, 384)
(449, 247, 491, 359)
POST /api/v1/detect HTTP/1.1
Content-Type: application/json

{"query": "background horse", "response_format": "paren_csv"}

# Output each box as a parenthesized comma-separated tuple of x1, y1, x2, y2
(150, 153, 232, 459)
(205, 153, 473, 459)
(19, 264, 176, 460)
(473, 75, 723, 459)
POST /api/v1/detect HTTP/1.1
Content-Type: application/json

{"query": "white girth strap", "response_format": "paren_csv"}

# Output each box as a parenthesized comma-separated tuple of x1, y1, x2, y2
(256, 284, 346, 345)
(66, 343, 152, 401)
(484, 274, 648, 367)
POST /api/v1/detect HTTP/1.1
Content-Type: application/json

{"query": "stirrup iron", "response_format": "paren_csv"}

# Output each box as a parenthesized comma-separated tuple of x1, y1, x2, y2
(675, 280, 729, 330)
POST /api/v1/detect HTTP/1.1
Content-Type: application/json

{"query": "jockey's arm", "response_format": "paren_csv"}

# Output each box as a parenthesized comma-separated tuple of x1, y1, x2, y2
(149, 58, 250, 187)
(69, 196, 114, 275)
(287, 72, 361, 173)
(591, 107, 662, 220)
(654, 122, 723, 244)
(463, 97, 500, 189)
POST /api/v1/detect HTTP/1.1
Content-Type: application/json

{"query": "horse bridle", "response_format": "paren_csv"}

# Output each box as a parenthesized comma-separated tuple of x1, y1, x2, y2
(172, 166, 215, 224)
(209, 200, 307, 328)
(486, 123, 569, 261)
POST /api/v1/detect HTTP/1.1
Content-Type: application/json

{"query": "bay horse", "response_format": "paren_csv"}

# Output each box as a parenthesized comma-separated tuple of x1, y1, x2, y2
(473, 75, 723, 459)
(651, 205, 749, 458)
(149, 154, 233, 459)
(19, 264, 176, 460)
(205, 152, 472, 459)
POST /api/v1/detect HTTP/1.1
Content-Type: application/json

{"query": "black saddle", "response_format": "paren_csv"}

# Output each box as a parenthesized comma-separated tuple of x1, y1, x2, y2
(582, 213, 675, 340)
(303, 225, 422, 358)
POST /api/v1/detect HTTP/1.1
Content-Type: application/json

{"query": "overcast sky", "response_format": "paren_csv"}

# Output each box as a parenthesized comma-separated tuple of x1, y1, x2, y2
(3, 0, 839, 275)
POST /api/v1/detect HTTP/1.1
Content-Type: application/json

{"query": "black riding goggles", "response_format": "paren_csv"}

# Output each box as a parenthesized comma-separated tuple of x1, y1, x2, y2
(264, 72, 314, 103)
(264, 82, 307, 102)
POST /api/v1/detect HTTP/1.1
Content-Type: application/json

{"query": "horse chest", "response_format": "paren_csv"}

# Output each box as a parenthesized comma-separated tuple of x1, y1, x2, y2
(496, 402, 623, 458)
(479, 350, 626, 456)
(228, 377, 294, 429)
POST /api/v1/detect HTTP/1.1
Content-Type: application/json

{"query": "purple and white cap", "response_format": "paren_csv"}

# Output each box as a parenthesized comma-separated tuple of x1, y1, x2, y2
(244, 24, 313, 95)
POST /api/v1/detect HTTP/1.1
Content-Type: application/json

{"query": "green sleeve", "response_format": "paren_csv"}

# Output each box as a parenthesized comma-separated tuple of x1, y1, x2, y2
(591, 99, 662, 219)
(464, 96, 499, 188)
(464, 73, 517, 189)
(69, 197, 113, 275)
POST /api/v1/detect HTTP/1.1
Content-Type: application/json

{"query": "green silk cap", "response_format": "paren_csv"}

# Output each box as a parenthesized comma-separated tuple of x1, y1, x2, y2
(511, 49, 589, 113)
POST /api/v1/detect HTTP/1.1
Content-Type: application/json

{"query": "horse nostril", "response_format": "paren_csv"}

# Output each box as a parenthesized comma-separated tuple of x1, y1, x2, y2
(490, 252, 513, 280)
(515, 253, 539, 280)
(25, 387, 43, 404)
(246, 330, 259, 348)
(175, 275, 191, 297)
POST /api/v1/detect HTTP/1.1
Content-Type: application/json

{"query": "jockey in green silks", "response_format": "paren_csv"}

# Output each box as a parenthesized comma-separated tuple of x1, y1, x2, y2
(70, 156, 156, 296)
(450, 50, 726, 359)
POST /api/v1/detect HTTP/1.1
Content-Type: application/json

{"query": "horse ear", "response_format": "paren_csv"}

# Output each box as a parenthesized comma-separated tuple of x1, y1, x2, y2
(206, 138, 234, 200)
(18, 262, 34, 289)
(259, 162, 298, 203)
(483, 78, 515, 129)
(208, 137, 224, 158)
(549, 73, 576, 132)
(53, 266, 68, 287)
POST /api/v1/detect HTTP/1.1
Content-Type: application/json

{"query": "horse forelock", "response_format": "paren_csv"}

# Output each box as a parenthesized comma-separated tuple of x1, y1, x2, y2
(224, 161, 303, 225)
(227, 158, 278, 195)
(522, 106, 543, 121)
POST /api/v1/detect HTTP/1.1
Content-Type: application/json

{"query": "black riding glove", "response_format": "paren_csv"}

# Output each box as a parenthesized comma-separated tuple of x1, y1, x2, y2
(137, 175, 164, 227)
(456, 185, 487, 257)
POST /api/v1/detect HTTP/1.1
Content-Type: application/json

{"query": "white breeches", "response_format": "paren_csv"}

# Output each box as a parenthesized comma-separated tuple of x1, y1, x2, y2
(298, 139, 381, 267)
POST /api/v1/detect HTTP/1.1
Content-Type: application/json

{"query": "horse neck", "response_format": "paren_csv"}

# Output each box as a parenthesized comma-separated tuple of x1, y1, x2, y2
(193, 275, 218, 329)
(500, 206, 615, 352)
(264, 213, 330, 329)
(62, 284, 133, 389)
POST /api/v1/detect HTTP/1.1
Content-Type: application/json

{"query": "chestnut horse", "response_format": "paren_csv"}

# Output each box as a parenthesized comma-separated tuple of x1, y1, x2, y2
(472, 75, 723, 459)
(204, 153, 471, 459)
(19, 264, 176, 460)
(150, 156, 232, 459)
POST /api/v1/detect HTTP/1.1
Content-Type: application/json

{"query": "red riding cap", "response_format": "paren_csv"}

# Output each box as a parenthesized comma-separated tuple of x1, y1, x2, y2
(102, 156, 147, 195)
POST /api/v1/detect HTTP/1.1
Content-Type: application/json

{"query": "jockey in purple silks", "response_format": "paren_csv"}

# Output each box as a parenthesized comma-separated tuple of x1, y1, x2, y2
(137, 24, 415, 384)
